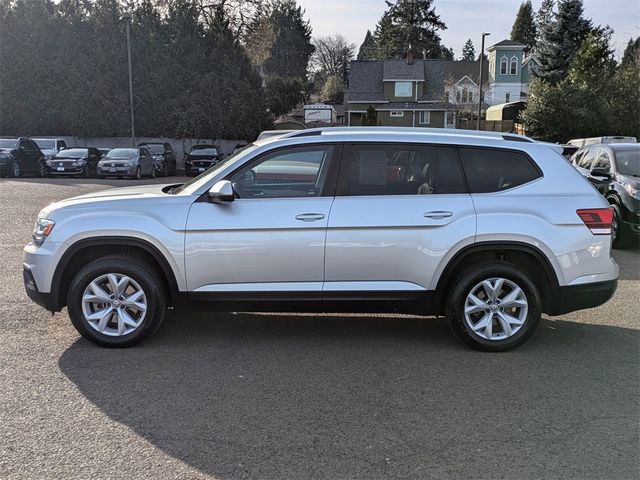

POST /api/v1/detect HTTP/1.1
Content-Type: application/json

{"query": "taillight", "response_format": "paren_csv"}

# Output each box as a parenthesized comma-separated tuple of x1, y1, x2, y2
(576, 208, 614, 235)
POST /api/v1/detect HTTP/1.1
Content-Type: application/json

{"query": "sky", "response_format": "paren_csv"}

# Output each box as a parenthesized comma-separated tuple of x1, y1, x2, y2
(296, 0, 640, 58)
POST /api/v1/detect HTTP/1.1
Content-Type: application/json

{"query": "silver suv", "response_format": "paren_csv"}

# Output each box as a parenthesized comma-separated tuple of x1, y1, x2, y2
(23, 128, 619, 351)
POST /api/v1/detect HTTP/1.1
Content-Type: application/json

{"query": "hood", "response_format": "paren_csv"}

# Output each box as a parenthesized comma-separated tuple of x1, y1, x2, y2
(41, 183, 172, 217)
(619, 173, 640, 188)
(40, 148, 57, 155)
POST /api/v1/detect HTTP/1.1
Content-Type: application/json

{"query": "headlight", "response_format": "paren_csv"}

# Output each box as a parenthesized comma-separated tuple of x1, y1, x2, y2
(0, 152, 10, 159)
(623, 183, 640, 199)
(77, 159, 86, 166)
(32, 218, 55, 246)
(123, 161, 131, 167)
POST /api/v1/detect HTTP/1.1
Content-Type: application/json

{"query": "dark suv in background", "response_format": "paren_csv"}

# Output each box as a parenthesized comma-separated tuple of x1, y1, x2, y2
(184, 144, 223, 176)
(571, 143, 640, 247)
(0, 137, 46, 178)
(138, 142, 177, 177)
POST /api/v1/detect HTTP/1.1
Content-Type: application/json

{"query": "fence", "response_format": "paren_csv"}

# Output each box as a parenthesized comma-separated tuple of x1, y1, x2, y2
(457, 120, 516, 132)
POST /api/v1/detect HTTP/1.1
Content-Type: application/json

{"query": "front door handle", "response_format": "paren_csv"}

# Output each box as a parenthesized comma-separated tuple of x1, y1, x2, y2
(424, 211, 453, 219)
(295, 213, 325, 222)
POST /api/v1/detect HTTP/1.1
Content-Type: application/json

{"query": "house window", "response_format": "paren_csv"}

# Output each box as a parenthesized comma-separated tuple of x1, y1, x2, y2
(394, 81, 412, 97)
(445, 91, 450, 103)
(500, 56, 508, 75)
(505, 93, 511, 103)
(390, 111, 404, 117)
(510, 56, 518, 75)
(456, 91, 461, 103)
(468, 91, 473, 103)
(462, 88, 468, 103)
(419, 111, 430, 124)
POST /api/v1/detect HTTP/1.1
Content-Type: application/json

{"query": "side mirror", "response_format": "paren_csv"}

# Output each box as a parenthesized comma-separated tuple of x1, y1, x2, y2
(208, 180, 235, 204)
(590, 168, 611, 181)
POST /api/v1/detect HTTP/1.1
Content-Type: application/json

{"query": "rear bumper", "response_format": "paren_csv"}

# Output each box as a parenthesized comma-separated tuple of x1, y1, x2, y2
(548, 279, 618, 316)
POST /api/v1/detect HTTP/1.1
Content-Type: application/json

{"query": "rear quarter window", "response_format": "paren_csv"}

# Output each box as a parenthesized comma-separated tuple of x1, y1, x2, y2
(459, 148, 541, 193)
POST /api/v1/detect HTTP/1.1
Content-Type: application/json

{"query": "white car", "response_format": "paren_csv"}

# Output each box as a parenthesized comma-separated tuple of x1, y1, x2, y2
(32, 138, 69, 161)
(23, 127, 618, 351)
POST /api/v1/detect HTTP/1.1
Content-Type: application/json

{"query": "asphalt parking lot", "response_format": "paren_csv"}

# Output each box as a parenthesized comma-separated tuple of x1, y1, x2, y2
(0, 177, 638, 480)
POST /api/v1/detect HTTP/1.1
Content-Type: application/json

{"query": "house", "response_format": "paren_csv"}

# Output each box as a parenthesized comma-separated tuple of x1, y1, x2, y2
(485, 39, 538, 106)
(345, 39, 536, 127)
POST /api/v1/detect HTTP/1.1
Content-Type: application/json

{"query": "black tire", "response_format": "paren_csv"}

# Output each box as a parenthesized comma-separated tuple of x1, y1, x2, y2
(7, 159, 21, 178)
(66, 255, 167, 348)
(39, 161, 47, 178)
(447, 261, 542, 352)
(611, 203, 632, 249)
(150, 165, 156, 179)
(135, 166, 141, 180)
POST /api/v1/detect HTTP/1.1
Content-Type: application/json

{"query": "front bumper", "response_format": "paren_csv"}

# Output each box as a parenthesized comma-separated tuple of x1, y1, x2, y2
(23, 264, 57, 311)
(97, 165, 136, 176)
(548, 279, 618, 316)
(45, 165, 85, 176)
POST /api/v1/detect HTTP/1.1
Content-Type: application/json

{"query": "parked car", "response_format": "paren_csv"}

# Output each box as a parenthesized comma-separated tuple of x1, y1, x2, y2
(23, 127, 619, 350)
(570, 143, 639, 247)
(561, 144, 579, 159)
(97, 147, 156, 179)
(257, 130, 296, 140)
(97, 148, 111, 159)
(33, 138, 68, 161)
(45, 147, 102, 177)
(184, 144, 223, 176)
(0, 137, 46, 178)
(567, 136, 637, 148)
(138, 142, 177, 177)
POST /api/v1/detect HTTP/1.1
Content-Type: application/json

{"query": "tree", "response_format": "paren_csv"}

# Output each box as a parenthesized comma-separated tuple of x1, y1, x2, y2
(621, 37, 640, 67)
(360, 105, 378, 126)
(536, 0, 592, 83)
(374, 0, 450, 59)
(511, 1, 537, 51)
(264, 76, 307, 118)
(535, 0, 555, 47)
(357, 30, 377, 60)
(461, 39, 475, 61)
(312, 34, 355, 84)
(321, 75, 346, 103)
(262, 0, 314, 78)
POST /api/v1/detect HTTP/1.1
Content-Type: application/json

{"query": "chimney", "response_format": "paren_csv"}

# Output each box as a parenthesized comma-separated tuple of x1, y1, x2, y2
(406, 44, 414, 65)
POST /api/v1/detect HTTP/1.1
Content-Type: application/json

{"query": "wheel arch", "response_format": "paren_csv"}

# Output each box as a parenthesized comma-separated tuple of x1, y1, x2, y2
(51, 236, 180, 311)
(435, 241, 560, 314)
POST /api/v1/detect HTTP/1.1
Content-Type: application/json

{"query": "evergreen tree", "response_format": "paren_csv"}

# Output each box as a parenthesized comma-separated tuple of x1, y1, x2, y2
(461, 39, 475, 61)
(374, 0, 449, 59)
(535, 0, 555, 48)
(321, 75, 346, 103)
(510, 1, 537, 50)
(536, 0, 592, 83)
(357, 30, 377, 60)
(621, 37, 640, 67)
(263, 0, 314, 78)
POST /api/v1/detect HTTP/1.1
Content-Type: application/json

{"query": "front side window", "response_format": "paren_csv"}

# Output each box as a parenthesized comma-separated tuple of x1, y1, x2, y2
(34, 139, 54, 150)
(230, 146, 334, 199)
(339, 144, 466, 196)
(394, 81, 412, 97)
(57, 140, 67, 150)
(577, 150, 596, 169)
(460, 148, 541, 193)
(592, 150, 611, 172)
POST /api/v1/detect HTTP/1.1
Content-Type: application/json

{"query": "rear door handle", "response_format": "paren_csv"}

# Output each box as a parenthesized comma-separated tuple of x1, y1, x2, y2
(424, 211, 453, 219)
(295, 213, 325, 222)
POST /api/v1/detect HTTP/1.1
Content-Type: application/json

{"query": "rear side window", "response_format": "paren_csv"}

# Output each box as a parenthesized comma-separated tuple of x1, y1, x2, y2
(577, 150, 595, 169)
(340, 144, 466, 196)
(459, 148, 541, 193)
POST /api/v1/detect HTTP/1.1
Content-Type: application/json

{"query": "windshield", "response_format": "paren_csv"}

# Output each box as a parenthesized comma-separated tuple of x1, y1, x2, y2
(34, 140, 55, 150)
(144, 144, 165, 154)
(190, 147, 218, 156)
(615, 150, 640, 177)
(106, 148, 137, 159)
(172, 143, 260, 195)
(0, 139, 17, 149)
(54, 148, 87, 159)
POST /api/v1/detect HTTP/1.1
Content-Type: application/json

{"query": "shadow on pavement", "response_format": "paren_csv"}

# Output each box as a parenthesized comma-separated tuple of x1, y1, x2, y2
(59, 312, 639, 479)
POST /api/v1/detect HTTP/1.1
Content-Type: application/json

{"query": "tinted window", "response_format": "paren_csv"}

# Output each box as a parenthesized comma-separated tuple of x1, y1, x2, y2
(230, 146, 333, 199)
(460, 148, 540, 193)
(592, 150, 611, 172)
(341, 144, 466, 196)
(577, 150, 595, 169)
(614, 149, 640, 176)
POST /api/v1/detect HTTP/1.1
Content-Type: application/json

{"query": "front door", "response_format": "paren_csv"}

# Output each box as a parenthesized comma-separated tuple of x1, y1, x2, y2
(324, 143, 476, 298)
(185, 144, 338, 295)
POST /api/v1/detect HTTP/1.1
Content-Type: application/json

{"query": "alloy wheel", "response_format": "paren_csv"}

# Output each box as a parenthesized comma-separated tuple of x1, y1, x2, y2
(464, 277, 528, 341)
(13, 161, 21, 177)
(81, 273, 147, 337)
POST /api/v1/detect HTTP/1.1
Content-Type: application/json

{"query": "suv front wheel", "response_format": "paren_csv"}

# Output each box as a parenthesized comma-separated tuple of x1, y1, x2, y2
(447, 261, 542, 351)
(66, 255, 166, 347)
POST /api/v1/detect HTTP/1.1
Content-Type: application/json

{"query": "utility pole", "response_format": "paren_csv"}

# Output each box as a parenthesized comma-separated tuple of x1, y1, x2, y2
(477, 32, 490, 130)
(123, 15, 135, 147)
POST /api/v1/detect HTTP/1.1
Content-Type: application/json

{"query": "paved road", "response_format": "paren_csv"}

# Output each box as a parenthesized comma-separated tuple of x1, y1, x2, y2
(0, 178, 638, 480)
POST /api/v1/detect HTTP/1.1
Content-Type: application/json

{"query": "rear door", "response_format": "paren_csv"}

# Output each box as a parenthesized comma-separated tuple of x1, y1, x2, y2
(324, 143, 476, 296)
(184, 144, 339, 294)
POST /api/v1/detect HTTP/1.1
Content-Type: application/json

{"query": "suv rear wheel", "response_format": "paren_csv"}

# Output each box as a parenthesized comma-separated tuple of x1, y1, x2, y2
(66, 255, 166, 347)
(447, 261, 542, 351)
